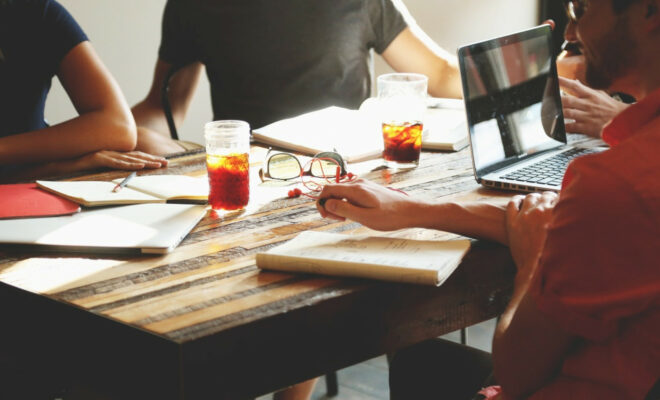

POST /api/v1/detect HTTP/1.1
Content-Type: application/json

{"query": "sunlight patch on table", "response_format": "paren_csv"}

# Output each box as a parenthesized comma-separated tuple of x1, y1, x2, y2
(0, 257, 123, 294)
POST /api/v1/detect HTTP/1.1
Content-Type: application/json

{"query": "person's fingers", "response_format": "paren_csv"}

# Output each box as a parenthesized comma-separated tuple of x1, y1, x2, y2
(323, 198, 367, 222)
(560, 93, 588, 110)
(564, 121, 599, 137)
(505, 196, 525, 233)
(114, 155, 161, 168)
(541, 19, 555, 31)
(127, 151, 169, 166)
(562, 107, 589, 121)
(558, 76, 580, 91)
(519, 193, 542, 212)
(318, 182, 375, 209)
(558, 77, 591, 98)
(104, 158, 147, 170)
(540, 191, 558, 207)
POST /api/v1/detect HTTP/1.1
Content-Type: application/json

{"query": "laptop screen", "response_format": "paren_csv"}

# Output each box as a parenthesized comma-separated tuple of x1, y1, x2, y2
(458, 25, 566, 176)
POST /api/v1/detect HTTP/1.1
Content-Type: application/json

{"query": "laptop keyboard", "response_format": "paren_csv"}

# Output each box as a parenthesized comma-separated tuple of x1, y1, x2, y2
(501, 147, 599, 187)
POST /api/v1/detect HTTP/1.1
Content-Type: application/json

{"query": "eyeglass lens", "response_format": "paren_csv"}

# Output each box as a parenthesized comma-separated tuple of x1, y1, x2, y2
(268, 153, 302, 180)
(267, 153, 343, 180)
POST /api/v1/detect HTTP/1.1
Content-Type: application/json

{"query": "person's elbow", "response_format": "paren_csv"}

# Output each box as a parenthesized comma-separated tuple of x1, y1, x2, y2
(105, 106, 138, 152)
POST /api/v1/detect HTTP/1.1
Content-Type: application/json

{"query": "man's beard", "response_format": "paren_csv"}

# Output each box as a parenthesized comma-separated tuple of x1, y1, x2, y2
(583, 16, 636, 90)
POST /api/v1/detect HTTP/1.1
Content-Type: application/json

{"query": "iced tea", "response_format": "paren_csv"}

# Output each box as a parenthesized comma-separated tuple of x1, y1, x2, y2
(206, 152, 249, 211)
(382, 121, 423, 166)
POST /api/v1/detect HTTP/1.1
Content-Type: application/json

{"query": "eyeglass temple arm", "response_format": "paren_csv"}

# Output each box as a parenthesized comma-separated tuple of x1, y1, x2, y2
(160, 64, 187, 141)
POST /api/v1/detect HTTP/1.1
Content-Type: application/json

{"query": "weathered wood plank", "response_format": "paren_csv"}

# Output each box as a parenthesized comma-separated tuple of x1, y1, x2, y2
(0, 147, 516, 399)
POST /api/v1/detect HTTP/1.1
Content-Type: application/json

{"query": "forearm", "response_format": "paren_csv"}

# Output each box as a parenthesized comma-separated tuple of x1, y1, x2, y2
(0, 109, 135, 165)
(408, 200, 509, 244)
(426, 57, 462, 99)
(382, 28, 463, 99)
(132, 99, 170, 136)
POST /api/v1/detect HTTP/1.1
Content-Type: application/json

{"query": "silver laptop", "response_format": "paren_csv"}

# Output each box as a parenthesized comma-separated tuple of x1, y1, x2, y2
(0, 203, 207, 255)
(458, 25, 603, 192)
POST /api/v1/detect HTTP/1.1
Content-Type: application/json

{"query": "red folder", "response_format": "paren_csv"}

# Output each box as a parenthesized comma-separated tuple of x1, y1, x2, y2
(0, 183, 80, 219)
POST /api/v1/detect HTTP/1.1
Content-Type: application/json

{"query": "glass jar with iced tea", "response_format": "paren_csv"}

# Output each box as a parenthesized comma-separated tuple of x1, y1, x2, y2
(204, 120, 250, 212)
(377, 73, 428, 169)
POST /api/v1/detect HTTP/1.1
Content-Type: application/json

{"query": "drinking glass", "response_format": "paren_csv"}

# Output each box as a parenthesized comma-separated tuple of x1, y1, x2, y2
(204, 120, 250, 212)
(377, 73, 428, 169)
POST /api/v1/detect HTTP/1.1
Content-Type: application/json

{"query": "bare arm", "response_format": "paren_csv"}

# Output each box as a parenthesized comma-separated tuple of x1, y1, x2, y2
(0, 41, 136, 165)
(132, 59, 203, 154)
(381, 27, 462, 99)
(316, 179, 509, 244)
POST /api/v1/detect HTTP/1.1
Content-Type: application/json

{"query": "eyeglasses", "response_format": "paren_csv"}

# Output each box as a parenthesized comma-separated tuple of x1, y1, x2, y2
(565, 0, 588, 22)
(259, 149, 348, 181)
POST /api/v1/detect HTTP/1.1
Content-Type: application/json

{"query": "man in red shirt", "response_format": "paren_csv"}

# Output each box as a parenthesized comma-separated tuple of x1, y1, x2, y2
(315, 0, 660, 398)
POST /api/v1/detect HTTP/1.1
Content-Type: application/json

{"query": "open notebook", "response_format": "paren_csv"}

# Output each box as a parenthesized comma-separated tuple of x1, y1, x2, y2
(0, 203, 207, 254)
(252, 104, 468, 163)
(257, 231, 471, 286)
(37, 175, 209, 207)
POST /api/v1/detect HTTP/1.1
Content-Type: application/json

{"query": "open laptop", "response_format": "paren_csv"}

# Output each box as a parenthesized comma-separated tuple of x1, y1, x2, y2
(458, 25, 604, 192)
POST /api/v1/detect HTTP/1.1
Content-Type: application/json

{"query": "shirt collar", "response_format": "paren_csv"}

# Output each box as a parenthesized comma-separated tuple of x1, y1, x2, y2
(602, 87, 660, 147)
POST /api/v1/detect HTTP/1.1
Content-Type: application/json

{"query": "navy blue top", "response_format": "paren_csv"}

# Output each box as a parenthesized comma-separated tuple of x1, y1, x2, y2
(0, 0, 88, 138)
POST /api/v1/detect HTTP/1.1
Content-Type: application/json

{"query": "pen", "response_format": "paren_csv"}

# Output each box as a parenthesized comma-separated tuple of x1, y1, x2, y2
(112, 171, 136, 193)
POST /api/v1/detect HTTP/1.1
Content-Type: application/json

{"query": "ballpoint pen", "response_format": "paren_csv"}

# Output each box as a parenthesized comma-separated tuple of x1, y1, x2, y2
(112, 171, 136, 193)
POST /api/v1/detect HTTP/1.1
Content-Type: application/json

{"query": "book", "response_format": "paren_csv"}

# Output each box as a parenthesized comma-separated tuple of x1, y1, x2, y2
(0, 203, 207, 254)
(36, 175, 209, 207)
(422, 100, 469, 151)
(0, 183, 80, 219)
(252, 106, 384, 163)
(256, 231, 471, 286)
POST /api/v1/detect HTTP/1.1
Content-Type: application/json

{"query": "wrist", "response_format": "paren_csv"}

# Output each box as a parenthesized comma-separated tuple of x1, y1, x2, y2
(405, 198, 439, 228)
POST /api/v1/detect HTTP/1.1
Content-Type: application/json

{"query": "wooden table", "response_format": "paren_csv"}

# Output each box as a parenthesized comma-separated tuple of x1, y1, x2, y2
(0, 147, 515, 399)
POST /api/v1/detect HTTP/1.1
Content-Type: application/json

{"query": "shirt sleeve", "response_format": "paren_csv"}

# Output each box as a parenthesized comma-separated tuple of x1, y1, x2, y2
(158, 0, 199, 66)
(41, 0, 88, 73)
(531, 155, 660, 342)
(366, 0, 408, 54)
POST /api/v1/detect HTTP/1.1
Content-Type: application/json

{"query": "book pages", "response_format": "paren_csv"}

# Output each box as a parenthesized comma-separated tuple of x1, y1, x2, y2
(257, 231, 471, 286)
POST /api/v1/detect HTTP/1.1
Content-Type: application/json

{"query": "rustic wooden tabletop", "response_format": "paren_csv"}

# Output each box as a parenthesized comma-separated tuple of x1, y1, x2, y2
(0, 146, 516, 399)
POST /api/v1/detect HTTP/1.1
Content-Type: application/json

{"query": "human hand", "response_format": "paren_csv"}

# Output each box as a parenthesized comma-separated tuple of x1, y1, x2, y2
(71, 150, 168, 171)
(505, 192, 557, 281)
(559, 77, 629, 138)
(316, 179, 419, 231)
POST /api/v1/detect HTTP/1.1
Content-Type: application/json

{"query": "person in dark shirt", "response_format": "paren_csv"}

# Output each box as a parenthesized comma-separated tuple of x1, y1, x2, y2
(0, 0, 166, 182)
(132, 0, 463, 155)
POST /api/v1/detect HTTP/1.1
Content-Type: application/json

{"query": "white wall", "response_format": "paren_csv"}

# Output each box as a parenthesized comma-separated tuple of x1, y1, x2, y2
(46, 0, 212, 144)
(46, 0, 538, 145)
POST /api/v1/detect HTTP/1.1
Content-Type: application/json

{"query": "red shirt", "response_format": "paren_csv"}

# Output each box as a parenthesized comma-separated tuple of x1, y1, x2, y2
(529, 88, 660, 399)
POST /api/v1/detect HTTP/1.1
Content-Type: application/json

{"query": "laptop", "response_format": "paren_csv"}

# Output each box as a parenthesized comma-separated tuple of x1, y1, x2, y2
(457, 25, 604, 192)
(0, 203, 207, 255)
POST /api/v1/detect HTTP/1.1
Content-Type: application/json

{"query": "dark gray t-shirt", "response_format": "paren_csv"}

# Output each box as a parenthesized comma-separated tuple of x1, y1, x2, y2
(159, 0, 407, 129)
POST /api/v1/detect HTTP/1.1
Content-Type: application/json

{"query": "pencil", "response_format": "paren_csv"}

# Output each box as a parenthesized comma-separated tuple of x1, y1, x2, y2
(112, 171, 137, 193)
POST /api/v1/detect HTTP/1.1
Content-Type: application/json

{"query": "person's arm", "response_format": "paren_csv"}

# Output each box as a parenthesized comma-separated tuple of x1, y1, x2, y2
(381, 27, 462, 99)
(0, 42, 137, 165)
(316, 179, 509, 244)
(559, 76, 630, 138)
(132, 59, 203, 155)
(492, 193, 575, 399)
